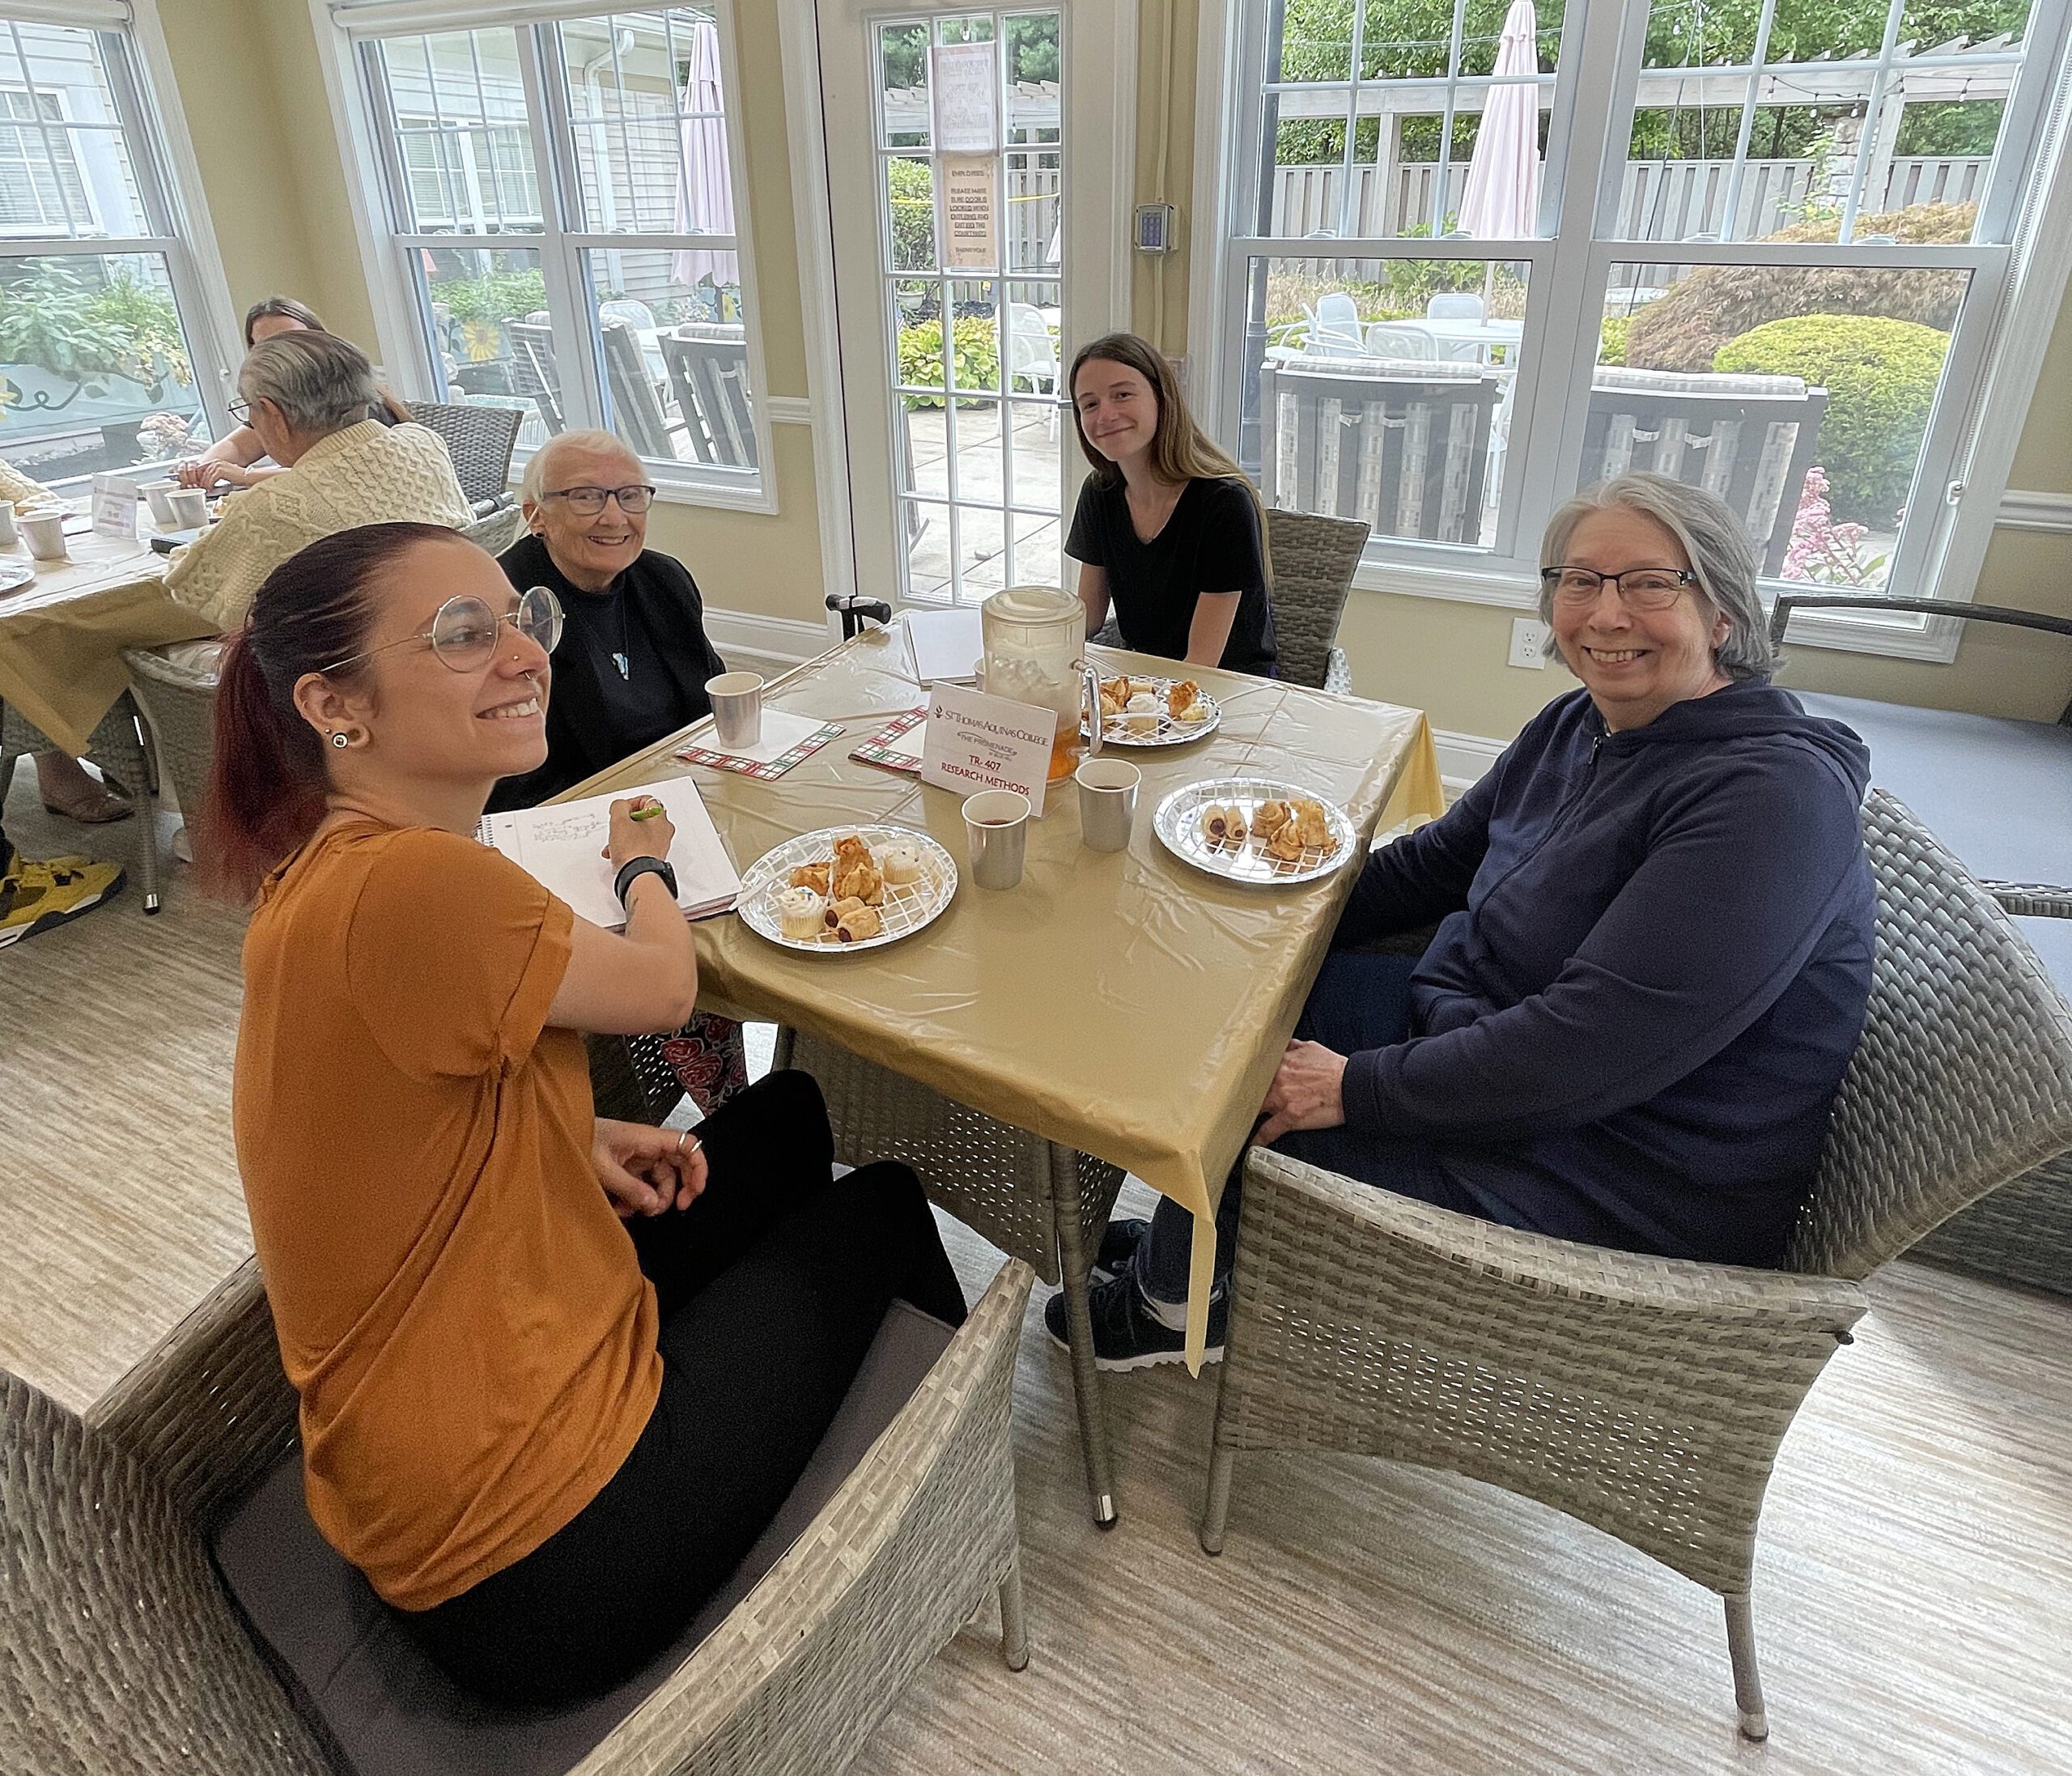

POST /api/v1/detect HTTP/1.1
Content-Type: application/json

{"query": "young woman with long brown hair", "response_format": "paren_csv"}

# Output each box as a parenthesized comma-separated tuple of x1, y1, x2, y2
(1064, 330, 1276, 677)
(208, 521, 963, 1703)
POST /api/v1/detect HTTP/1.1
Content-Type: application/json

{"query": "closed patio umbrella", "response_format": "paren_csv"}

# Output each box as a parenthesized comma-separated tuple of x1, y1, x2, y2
(671, 19, 737, 291)
(1458, 0, 1542, 250)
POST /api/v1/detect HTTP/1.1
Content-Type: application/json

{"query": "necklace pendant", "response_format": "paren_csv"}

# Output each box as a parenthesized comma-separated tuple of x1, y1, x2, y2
(612, 652, 631, 680)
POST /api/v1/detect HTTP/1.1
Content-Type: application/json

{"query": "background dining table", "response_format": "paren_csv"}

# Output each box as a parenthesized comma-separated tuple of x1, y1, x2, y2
(0, 512, 211, 758)
(575, 622, 1447, 1366)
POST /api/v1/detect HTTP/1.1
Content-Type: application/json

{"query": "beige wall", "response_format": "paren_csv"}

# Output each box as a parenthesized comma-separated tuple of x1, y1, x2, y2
(159, 0, 2070, 737)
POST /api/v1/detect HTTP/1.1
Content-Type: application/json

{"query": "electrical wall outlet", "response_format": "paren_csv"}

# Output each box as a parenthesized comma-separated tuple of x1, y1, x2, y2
(1508, 618, 1551, 670)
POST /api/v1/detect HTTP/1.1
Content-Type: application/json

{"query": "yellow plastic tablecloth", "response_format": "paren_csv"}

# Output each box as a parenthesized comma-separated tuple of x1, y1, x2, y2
(577, 627, 1447, 1368)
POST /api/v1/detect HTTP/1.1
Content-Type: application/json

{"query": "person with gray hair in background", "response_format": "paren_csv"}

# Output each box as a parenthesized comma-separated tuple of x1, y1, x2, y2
(165, 331, 470, 632)
(1058, 471, 1879, 1371)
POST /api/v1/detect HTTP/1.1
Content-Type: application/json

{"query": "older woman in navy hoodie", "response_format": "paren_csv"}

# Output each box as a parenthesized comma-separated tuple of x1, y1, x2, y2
(1058, 472, 1876, 1370)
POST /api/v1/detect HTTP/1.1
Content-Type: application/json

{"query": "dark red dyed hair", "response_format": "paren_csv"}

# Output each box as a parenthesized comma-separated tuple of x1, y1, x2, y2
(202, 522, 461, 899)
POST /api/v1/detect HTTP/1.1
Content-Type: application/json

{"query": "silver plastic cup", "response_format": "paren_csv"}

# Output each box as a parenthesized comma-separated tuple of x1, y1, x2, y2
(963, 789, 1030, 890)
(0, 501, 16, 548)
(1074, 757, 1140, 852)
(705, 670, 764, 751)
(20, 512, 68, 562)
(168, 487, 208, 529)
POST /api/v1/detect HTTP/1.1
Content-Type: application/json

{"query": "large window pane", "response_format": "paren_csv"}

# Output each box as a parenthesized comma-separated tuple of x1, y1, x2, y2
(583, 247, 755, 470)
(377, 30, 541, 234)
(1245, 252, 1528, 549)
(0, 20, 146, 240)
(1594, 257, 1972, 584)
(418, 244, 554, 419)
(0, 253, 212, 478)
(559, 9, 734, 237)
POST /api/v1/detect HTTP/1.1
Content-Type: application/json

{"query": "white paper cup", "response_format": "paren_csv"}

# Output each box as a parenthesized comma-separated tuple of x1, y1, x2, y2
(705, 670, 764, 751)
(0, 501, 16, 548)
(168, 487, 208, 529)
(1074, 757, 1140, 852)
(142, 481, 181, 529)
(963, 789, 1030, 890)
(20, 512, 68, 562)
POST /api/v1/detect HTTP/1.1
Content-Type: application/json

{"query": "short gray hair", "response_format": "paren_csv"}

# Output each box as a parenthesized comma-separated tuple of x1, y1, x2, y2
(520, 428, 641, 506)
(1539, 473, 1779, 681)
(236, 331, 379, 434)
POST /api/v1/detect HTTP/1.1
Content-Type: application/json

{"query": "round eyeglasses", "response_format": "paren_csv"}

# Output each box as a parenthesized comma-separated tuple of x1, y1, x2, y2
(322, 585, 563, 675)
(544, 483, 656, 516)
(1542, 566, 1698, 610)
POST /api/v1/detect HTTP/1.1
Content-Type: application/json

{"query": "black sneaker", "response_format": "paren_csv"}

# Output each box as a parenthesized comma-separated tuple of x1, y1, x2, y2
(1043, 1271, 1226, 1372)
(1088, 1217, 1151, 1285)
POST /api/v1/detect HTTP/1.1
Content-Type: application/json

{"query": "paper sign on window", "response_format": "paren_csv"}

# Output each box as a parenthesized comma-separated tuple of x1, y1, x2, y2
(940, 155, 998, 272)
(929, 42, 997, 154)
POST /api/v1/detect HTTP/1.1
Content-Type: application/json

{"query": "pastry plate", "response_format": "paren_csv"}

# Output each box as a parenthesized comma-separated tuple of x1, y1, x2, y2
(1083, 675, 1221, 748)
(1153, 777, 1357, 887)
(739, 823, 957, 954)
(0, 559, 34, 596)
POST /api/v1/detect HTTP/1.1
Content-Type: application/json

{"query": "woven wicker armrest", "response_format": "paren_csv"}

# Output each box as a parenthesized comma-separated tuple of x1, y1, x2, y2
(1983, 881, 2072, 920)
(84, 1256, 299, 1536)
(121, 644, 223, 692)
(573, 1259, 1036, 1774)
(1242, 1148, 1866, 1334)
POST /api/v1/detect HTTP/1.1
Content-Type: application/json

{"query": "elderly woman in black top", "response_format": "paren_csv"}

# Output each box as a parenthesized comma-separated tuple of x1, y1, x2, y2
(492, 429, 742, 1110)
(490, 430, 727, 812)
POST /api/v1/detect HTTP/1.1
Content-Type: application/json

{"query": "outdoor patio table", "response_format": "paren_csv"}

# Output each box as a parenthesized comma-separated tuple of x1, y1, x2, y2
(0, 516, 210, 757)
(572, 623, 1446, 1368)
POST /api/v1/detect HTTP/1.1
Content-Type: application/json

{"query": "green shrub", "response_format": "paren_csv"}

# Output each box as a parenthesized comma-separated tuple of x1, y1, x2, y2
(887, 158, 936, 271)
(1624, 199, 1973, 372)
(1714, 314, 1948, 526)
(897, 315, 1000, 408)
(432, 269, 548, 325)
(1598, 315, 1630, 366)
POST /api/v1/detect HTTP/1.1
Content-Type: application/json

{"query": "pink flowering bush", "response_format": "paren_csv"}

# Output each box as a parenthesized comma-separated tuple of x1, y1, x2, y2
(1781, 466, 1887, 586)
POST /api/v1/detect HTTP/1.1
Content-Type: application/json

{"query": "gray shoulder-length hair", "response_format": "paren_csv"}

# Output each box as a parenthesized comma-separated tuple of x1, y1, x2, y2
(1539, 473, 1779, 681)
(236, 331, 379, 435)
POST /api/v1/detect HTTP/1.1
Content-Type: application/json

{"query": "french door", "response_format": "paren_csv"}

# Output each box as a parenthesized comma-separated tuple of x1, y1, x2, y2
(817, 0, 1132, 605)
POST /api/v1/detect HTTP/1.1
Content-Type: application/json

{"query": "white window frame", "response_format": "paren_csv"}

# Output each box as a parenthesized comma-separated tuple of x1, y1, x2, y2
(0, 2, 240, 481)
(315, 0, 779, 514)
(1190, 0, 2072, 664)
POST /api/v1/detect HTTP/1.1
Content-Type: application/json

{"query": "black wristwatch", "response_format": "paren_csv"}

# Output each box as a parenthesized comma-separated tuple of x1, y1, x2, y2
(614, 855, 678, 911)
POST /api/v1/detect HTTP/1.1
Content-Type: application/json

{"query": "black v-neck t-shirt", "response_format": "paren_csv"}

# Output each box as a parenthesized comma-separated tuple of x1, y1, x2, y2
(1064, 474, 1276, 677)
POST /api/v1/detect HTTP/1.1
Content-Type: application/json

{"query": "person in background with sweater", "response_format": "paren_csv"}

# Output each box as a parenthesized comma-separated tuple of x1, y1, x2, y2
(1057, 472, 1876, 1370)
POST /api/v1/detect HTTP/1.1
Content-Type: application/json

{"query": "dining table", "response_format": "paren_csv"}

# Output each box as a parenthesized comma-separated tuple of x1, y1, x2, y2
(0, 509, 211, 758)
(574, 622, 1448, 1373)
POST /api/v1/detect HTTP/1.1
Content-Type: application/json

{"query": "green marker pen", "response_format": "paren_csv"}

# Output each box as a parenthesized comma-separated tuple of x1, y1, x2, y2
(630, 802, 664, 822)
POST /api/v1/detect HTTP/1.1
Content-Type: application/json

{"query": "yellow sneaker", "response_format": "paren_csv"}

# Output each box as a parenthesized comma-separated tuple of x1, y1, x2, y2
(0, 852, 125, 949)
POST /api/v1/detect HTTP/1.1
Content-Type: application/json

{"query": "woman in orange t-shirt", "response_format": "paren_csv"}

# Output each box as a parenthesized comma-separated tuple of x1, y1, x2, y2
(206, 520, 964, 1706)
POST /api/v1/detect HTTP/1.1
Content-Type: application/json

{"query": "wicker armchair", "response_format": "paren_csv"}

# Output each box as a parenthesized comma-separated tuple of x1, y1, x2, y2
(2, 1251, 1036, 1775)
(460, 503, 527, 555)
(120, 644, 218, 840)
(774, 1026, 1129, 1527)
(0, 691, 162, 910)
(1263, 508, 1366, 692)
(412, 399, 524, 516)
(1198, 790, 2072, 1741)
(1086, 505, 1367, 695)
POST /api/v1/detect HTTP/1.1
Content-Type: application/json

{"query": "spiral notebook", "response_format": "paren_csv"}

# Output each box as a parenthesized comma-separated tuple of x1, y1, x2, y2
(475, 775, 740, 929)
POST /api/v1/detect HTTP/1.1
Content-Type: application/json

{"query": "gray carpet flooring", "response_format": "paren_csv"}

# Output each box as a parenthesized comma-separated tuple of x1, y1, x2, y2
(3, 762, 2069, 1774)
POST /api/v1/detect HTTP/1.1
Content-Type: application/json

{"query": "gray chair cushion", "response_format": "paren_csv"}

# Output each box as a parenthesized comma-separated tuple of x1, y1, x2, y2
(1798, 691, 2072, 992)
(211, 1301, 953, 1776)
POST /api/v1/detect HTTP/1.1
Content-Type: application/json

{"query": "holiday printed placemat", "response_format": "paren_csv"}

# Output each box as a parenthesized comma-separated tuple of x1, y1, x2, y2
(675, 710, 844, 780)
(848, 706, 928, 773)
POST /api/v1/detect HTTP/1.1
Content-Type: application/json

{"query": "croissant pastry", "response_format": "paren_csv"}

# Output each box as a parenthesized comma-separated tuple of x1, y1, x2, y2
(789, 861, 832, 895)
(1289, 799, 1334, 850)
(1265, 821, 1309, 862)
(830, 833, 885, 905)
(1252, 799, 1292, 839)
(1098, 677, 1130, 716)
(1166, 680, 1202, 719)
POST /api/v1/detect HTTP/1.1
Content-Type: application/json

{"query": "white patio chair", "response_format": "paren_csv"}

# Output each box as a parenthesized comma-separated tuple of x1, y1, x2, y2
(1007, 302, 1061, 437)
(1426, 292, 1485, 321)
(1303, 293, 1367, 356)
(1364, 321, 1437, 359)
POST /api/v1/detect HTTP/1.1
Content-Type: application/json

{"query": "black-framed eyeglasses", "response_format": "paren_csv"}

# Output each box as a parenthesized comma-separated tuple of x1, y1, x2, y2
(1541, 566, 1699, 610)
(543, 483, 656, 516)
(322, 586, 563, 675)
(227, 397, 252, 425)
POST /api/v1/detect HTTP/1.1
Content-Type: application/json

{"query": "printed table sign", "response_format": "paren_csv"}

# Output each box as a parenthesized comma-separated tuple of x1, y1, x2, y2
(91, 474, 141, 541)
(918, 682, 1057, 816)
